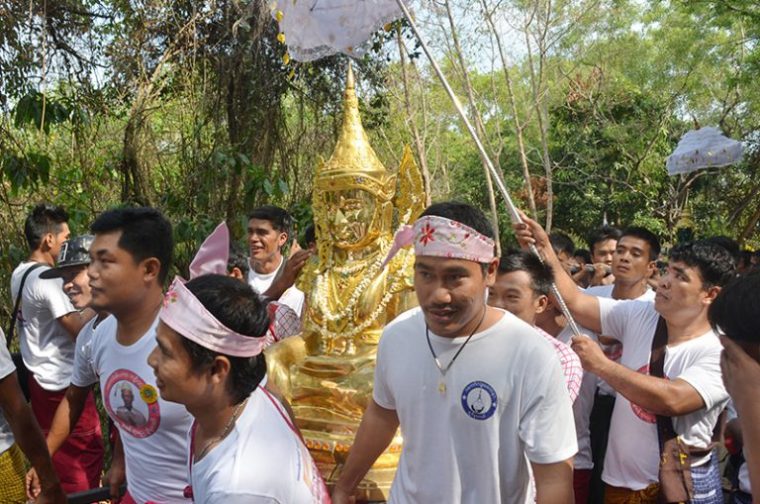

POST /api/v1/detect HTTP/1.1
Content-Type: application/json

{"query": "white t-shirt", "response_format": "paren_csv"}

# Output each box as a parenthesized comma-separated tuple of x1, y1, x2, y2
(189, 386, 328, 503)
(71, 315, 193, 503)
(586, 284, 655, 396)
(558, 325, 599, 471)
(0, 329, 16, 455)
(598, 299, 728, 490)
(374, 308, 578, 504)
(10, 262, 77, 390)
(247, 257, 305, 316)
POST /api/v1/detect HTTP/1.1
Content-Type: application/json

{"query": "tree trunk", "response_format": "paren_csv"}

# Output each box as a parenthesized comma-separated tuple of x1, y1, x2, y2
(397, 27, 432, 206)
(480, 0, 538, 220)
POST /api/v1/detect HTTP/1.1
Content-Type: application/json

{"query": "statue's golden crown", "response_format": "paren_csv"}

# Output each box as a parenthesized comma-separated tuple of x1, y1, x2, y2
(315, 64, 395, 201)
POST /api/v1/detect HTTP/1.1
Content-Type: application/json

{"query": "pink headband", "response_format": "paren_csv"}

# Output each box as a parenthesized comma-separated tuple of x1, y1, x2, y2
(158, 222, 268, 358)
(160, 278, 267, 357)
(383, 215, 496, 267)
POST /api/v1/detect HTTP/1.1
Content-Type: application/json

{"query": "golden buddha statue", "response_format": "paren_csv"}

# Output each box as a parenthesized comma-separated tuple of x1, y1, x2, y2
(266, 64, 426, 499)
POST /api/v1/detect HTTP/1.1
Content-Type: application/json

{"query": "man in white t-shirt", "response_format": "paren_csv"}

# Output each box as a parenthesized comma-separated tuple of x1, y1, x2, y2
(34, 208, 193, 503)
(516, 214, 733, 503)
(0, 328, 65, 503)
(333, 202, 577, 504)
(149, 273, 328, 503)
(585, 226, 660, 503)
(10, 203, 99, 493)
(246, 205, 307, 317)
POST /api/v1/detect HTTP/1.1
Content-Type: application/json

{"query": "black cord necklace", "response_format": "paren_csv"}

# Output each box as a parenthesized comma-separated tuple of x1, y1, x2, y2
(425, 305, 487, 394)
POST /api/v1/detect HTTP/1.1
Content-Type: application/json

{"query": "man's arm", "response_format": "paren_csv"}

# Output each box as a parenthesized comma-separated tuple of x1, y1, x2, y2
(531, 458, 574, 504)
(332, 399, 400, 503)
(514, 213, 602, 333)
(46, 384, 90, 455)
(262, 249, 311, 300)
(572, 335, 705, 416)
(57, 308, 96, 339)
(0, 372, 65, 503)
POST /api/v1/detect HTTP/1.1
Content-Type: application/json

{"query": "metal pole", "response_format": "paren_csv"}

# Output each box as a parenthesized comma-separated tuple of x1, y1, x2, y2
(394, 0, 583, 338)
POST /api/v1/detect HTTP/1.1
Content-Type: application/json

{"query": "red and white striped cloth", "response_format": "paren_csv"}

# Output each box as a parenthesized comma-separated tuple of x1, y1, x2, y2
(536, 327, 583, 403)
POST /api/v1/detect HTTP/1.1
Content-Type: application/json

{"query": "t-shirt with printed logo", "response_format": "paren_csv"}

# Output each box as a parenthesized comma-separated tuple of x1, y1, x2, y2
(374, 307, 577, 504)
(71, 315, 193, 503)
(598, 298, 728, 491)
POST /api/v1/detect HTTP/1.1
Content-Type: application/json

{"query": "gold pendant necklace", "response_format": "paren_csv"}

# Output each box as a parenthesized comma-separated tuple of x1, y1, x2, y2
(425, 306, 487, 395)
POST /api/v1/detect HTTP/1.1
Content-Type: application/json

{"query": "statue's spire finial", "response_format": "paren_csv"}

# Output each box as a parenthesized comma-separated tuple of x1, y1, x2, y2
(314, 62, 392, 199)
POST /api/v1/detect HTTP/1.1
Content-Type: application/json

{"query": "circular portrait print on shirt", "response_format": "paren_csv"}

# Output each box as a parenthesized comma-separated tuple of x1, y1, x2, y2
(104, 369, 161, 438)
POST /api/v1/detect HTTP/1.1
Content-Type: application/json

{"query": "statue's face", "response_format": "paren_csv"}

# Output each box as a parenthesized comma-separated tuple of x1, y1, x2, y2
(323, 189, 377, 248)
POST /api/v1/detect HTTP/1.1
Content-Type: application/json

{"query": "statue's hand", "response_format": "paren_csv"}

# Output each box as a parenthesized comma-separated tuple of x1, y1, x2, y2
(265, 336, 307, 401)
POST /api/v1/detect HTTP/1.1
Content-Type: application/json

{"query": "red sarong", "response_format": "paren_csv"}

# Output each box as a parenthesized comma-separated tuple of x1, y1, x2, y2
(29, 376, 104, 493)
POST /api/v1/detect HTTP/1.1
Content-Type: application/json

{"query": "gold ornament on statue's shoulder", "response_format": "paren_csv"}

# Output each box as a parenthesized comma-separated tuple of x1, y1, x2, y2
(266, 63, 426, 500)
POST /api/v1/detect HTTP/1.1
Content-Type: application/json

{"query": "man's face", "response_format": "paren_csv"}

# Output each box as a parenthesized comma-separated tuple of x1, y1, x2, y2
(488, 271, 546, 325)
(247, 219, 287, 265)
(324, 189, 376, 248)
(592, 238, 617, 266)
(148, 322, 209, 405)
(414, 255, 496, 338)
(60, 265, 92, 310)
(88, 231, 148, 313)
(655, 260, 716, 319)
(50, 223, 71, 258)
(613, 236, 655, 284)
(121, 388, 134, 408)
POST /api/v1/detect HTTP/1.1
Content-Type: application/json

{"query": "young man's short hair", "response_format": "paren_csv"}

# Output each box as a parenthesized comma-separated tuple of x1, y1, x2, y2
(586, 225, 622, 253)
(228, 243, 250, 277)
(181, 275, 269, 403)
(302, 224, 316, 249)
(621, 226, 661, 261)
(708, 270, 760, 344)
(90, 207, 173, 283)
(669, 240, 736, 289)
(704, 235, 741, 267)
(498, 251, 554, 297)
(24, 203, 69, 250)
(574, 248, 591, 264)
(549, 232, 575, 257)
(248, 205, 292, 236)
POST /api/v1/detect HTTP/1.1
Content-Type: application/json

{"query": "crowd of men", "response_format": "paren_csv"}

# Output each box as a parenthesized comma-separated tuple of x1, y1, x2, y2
(0, 200, 759, 504)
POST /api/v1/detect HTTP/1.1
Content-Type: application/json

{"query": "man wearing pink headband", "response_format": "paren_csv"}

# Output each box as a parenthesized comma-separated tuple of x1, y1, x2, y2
(148, 274, 328, 503)
(333, 201, 577, 503)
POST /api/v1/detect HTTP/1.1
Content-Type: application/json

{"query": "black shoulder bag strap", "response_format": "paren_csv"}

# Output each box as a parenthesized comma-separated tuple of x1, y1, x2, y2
(6, 262, 44, 349)
(649, 316, 676, 448)
(650, 316, 693, 503)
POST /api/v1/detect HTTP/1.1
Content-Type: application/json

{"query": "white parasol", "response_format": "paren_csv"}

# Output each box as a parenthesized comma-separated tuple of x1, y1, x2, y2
(666, 126, 744, 176)
(271, 0, 585, 337)
(273, 0, 403, 61)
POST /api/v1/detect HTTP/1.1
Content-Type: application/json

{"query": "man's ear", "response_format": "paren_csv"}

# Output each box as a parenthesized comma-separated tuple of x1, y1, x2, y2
(485, 258, 499, 286)
(41, 232, 54, 252)
(229, 267, 244, 280)
(704, 285, 722, 305)
(646, 260, 657, 278)
(210, 356, 232, 386)
(277, 231, 289, 249)
(142, 257, 162, 283)
(535, 294, 549, 314)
